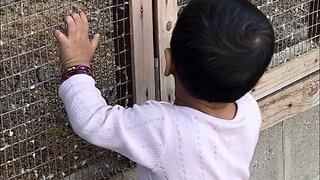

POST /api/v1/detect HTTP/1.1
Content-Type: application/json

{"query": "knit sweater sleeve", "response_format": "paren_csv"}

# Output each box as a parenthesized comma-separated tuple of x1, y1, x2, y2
(58, 74, 170, 169)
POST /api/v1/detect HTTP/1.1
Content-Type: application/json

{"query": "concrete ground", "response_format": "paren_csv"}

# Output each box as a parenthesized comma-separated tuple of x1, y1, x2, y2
(250, 106, 320, 180)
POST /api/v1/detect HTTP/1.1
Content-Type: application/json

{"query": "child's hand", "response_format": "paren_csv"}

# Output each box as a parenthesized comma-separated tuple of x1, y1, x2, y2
(54, 11, 100, 71)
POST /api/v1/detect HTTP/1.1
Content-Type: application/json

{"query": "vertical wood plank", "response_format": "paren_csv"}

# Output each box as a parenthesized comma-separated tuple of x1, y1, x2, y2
(154, 0, 178, 103)
(130, 0, 155, 104)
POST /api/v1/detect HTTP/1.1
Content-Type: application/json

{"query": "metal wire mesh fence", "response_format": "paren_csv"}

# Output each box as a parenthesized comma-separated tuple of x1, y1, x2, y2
(0, 0, 319, 179)
(177, 0, 320, 69)
(255, 0, 319, 69)
(0, 0, 133, 179)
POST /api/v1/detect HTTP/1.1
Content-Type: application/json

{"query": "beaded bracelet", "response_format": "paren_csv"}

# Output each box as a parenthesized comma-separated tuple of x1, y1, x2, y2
(61, 65, 94, 83)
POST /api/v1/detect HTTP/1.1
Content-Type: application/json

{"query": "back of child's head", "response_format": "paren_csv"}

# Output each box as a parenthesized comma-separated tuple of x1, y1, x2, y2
(170, 0, 275, 103)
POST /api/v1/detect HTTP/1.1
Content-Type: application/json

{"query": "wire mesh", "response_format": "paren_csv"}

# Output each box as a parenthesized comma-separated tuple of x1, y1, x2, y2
(177, 0, 319, 69)
(0, 0, 319, 179)
(254, 0, 319, 69)
(177, 0, 189, 8)
(0, 0, 133, 179)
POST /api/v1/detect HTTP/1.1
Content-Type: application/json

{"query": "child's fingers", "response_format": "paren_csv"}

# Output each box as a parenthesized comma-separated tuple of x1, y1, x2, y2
(90, 33, 100, 50)
(65, 15, 76, 38)
(79, 11, 89, 29)
(71, 13, 82, 32)
(53, 30, 68, 45)
(71, 12, 82, 22)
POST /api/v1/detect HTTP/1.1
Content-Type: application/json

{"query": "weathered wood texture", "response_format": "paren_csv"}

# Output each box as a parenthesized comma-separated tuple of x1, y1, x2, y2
(153, 0, 178, 103)
(130, 0, 155, 104)
(259, 73, 320, 131)
(253, 48, 320, 100)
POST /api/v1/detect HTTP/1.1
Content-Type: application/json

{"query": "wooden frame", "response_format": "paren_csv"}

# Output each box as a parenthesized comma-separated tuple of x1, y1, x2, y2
(253, 48, 320, 100)
(130, 0, 155, 104)
(255, 47, 320, 129)
(259, 72, 319, 130)
(153, 0, 178, 103)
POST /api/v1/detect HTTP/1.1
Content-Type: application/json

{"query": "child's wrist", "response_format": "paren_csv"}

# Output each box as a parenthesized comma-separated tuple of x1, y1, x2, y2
(62, 62, 91, 72)
(61, 65, 94, 83)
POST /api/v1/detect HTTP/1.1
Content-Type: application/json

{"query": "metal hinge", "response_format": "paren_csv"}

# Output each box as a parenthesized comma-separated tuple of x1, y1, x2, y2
(154, 57, 160, 69)
(154, 57, 161, 100)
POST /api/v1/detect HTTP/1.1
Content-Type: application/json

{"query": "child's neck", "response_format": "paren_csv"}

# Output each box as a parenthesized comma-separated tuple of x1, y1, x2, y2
(174, 78, 237, 120)
(174, 95, 237, 120)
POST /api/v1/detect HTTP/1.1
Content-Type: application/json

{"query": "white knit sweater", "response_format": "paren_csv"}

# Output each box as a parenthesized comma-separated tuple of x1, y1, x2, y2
(59, 74, 261, 180)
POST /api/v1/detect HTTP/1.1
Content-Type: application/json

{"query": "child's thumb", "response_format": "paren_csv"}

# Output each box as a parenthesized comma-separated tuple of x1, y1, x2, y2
(90, 33, 100, 50)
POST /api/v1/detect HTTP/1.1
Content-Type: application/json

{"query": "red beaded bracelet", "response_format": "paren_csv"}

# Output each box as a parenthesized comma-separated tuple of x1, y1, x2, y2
(61, 65, 94, 83)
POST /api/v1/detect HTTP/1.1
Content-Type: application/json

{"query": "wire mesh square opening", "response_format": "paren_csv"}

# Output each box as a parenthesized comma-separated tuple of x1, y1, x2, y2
(1, 0, 134, 179)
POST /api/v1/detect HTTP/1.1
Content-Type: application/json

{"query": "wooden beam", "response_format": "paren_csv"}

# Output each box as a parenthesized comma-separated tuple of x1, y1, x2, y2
(130, 0, 155, 104)
(153, 0, 178, 103)
(253, 48, 320, 100)
(259, 73, 320, 131)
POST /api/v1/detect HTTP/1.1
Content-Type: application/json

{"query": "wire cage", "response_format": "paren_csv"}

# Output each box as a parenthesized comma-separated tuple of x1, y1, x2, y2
(0, 0, 133, 179)
(177, 0, 320, 69)
(0, 0, 319, 179)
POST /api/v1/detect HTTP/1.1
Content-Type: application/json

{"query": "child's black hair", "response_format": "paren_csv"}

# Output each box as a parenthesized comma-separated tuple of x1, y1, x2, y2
(170, 0, 275, 103)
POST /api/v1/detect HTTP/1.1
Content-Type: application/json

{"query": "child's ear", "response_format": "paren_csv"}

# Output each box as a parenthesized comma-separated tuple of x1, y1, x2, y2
(164, 48, 175, 76)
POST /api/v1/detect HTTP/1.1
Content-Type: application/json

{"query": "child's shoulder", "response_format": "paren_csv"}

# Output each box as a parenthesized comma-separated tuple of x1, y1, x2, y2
(130, 100, 174, 115)
(237, 93, 259, 109)
(136, 93, 260, 120)
(140, 100, 173, 108)
(237, 93, 261, 124)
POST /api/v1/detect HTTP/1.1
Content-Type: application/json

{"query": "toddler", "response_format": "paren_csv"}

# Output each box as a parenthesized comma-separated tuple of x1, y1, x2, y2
(54, 0, 275, 179)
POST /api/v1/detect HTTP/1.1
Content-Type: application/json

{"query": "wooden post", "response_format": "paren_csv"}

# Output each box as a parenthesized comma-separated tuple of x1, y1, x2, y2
(153, 0, 178, 103)
(130, 0, 155, 104)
